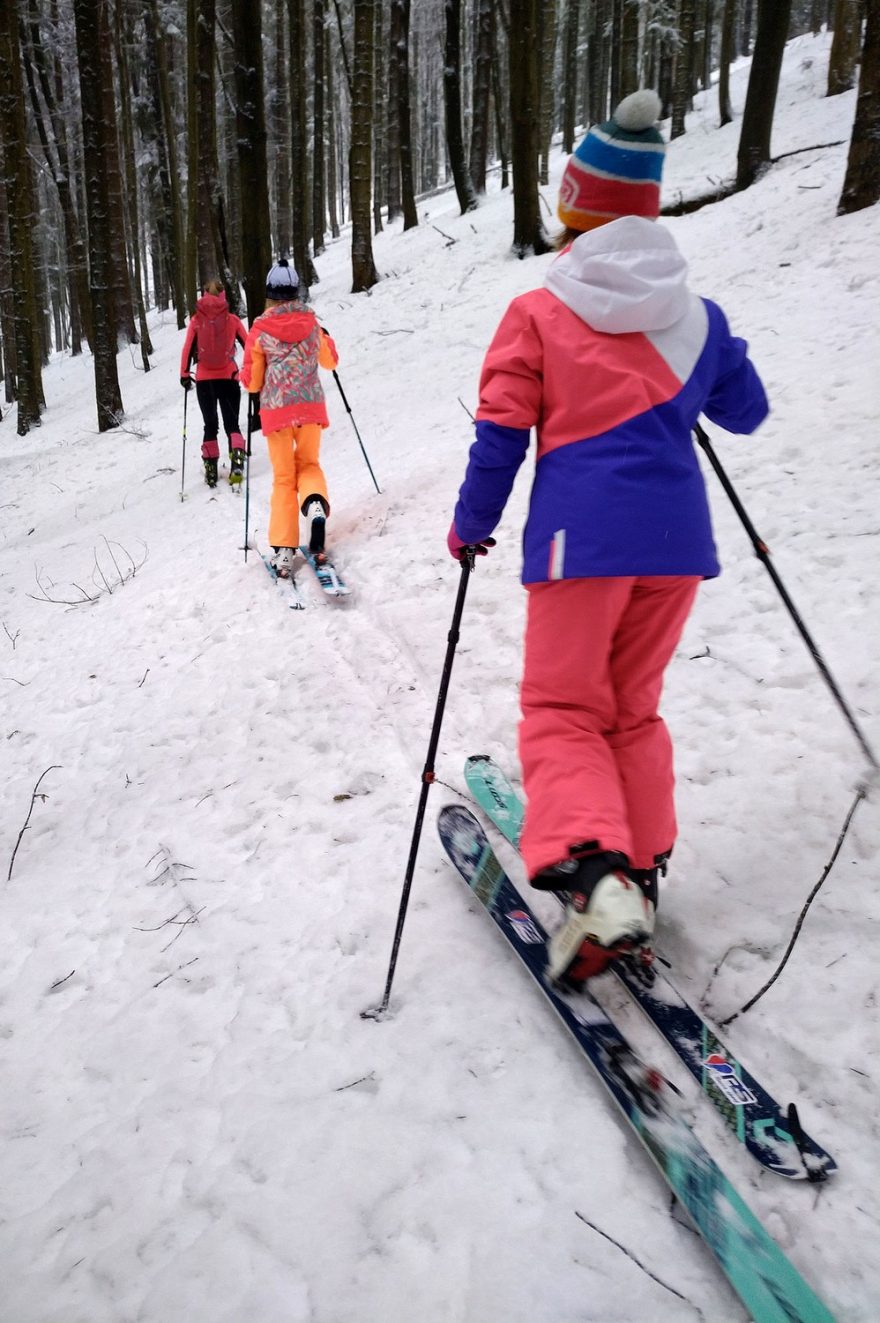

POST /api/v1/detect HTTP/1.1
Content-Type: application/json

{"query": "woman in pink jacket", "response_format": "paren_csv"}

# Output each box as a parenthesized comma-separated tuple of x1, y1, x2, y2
(448, 92, 768, 988)
(180, 279, 247, 488)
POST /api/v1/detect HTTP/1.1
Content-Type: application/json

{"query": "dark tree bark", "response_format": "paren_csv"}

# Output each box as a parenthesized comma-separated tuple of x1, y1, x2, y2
(508, 0, 550, 255)
(671, 0, 697, 138)
(288, 0, 314, 293)
(0, 0, 44, 432)
(827, 0, 861, 94)
(373, 0, 385, 233)
(271, 0, 292, 257)
(838, 0, 880, 213)
(144, 0, 187, 328)
(562, 0, 580, 153)
(718, 0, 736, 125)
(98, 0, 136, 347)
(188, 0, 232, 296)
(72, 0, 124, 431)
(736, 0, 793, 188)
(620, 0, 640, 99)
(21, 1, 89, 354)
(230, 0, 272, 323)
(114, 0, 153, 368)
(313, 0, 327, 252)
(386, 0, 402, 219)
(445, 0, 479, 212)
(351, 0, 379, 290)
(538, 0, 558, 185)
(469, 0, 494, 192)
(740, 0, 754, 54)
(492, 2, 509, 189)
(391, 0, 418, 230)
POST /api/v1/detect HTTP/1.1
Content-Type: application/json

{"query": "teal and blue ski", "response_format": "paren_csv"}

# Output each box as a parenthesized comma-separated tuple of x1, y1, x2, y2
(438, 804, 835, 1323)
(299, 545, 351, 597)
(463, 754, 836, 1182)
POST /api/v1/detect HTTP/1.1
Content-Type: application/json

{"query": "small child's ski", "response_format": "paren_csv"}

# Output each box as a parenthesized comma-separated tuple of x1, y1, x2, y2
(258, 550, 306, 610)
(462, 754, 836, 1181)
(438, 805, 835, 1323)
(299, 545, 351, 597)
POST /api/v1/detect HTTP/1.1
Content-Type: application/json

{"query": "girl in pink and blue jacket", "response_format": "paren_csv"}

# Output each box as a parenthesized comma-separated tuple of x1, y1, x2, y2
(448, 92, 768, 987)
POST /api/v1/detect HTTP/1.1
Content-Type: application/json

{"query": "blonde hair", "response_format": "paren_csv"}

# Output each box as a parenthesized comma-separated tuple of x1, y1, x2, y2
(203, 277, 224, 295)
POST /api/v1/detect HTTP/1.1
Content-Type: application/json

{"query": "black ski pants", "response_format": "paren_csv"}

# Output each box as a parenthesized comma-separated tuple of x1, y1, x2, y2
(196, 379, 242, 445)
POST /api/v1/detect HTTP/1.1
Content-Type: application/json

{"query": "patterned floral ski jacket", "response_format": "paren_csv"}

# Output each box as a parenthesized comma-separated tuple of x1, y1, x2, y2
(242, 302, 339, 433)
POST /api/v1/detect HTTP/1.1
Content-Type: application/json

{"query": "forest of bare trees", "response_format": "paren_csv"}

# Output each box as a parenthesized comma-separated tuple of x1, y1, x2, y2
(0, 0, 876, 435)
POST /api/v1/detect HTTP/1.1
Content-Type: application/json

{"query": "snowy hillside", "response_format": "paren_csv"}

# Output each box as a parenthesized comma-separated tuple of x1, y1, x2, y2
(2, 33, 878, 1323)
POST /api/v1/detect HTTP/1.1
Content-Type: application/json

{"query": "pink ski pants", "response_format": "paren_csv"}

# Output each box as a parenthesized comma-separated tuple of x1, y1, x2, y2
(518, 575, 700, 878)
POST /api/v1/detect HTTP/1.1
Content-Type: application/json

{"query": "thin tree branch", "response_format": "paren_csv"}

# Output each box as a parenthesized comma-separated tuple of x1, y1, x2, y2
(7, 766, 62, 882)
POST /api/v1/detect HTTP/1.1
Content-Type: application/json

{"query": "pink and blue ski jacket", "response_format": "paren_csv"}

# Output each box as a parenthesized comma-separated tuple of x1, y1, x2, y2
(453, 216, 768, 583)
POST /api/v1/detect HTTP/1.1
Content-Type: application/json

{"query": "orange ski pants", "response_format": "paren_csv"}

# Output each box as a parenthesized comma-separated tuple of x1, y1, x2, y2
(265, 424, 329, 549)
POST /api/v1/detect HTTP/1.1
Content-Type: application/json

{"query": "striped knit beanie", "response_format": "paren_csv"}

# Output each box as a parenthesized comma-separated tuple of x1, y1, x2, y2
(265, 258, 299, 299)
(558, 90, 665, 232)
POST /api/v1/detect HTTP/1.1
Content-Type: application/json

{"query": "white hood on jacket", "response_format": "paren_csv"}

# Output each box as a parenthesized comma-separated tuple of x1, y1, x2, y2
(544, 216, 691, 334)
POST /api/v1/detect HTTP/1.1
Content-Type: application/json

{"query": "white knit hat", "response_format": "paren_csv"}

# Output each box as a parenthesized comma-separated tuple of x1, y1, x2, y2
(265, 259, 299, 299)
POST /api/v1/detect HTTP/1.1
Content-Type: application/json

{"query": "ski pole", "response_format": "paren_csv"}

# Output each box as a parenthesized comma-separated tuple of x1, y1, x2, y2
(362, 549, 477, 1020)
(243, 394, 255, 562)
(179, 390, 188, 502)
(694, 421, 878, 771)
(332, 368, 381, 494)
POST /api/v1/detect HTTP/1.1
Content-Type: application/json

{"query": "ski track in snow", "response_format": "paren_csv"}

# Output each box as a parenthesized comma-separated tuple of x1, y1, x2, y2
(1, 33, 879, 1323)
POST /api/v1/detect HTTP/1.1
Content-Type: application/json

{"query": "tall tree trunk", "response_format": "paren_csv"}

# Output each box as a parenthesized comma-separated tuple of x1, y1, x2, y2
(386, 0, 402, 219)
(72, 0, 124, 431)
(718, 0, 736, 124)
(509, 0, 550, 255)
(272, 0, 292, 257)
(231, 0, 272, 323)
(827, 0, 861, 94)
(469, 0, 494, 191)
(562, 0, 580, 152)
(21, 2, 89, 354)
(392, 0, 418, 230)
(445, 0, 479, 212)
(0, 0, 44, 432)
(736, 0, 792, 188)
(326, 25, 340, 238)
(189, 0, 231, 294)
(144, 0, 187, 328)
(838, 0, 880, 213)
(620, 0, 640, 99)
(313, 0, 327, 251)
(98, 1, 136, 346)
(288, 0, 314, 293)
(492, 2, 509, 189)
(671, 0, 697, 138)
(114, 0, 153, 368)
(740, 0, 754, 54)
(351, 0, 379, 290)
(373, 0, 385, 232)
(538, 0, 558, 185)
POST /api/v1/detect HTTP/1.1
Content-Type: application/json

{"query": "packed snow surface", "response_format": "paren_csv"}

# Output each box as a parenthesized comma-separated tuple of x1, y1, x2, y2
(1, 34, 878, 1323)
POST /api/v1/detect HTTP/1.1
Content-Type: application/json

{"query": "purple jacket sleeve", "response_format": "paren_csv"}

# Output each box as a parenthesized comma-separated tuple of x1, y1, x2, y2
(702, 300, 769, 434)
(454, 420, 531, 543)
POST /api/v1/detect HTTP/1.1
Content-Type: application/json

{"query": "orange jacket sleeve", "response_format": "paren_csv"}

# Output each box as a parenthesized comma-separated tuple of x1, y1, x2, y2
(241, 326, 265, 393)
(318, 329, 338, 371)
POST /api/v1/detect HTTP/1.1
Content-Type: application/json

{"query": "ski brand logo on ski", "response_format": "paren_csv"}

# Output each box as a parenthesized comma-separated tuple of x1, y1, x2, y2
(703, 1053, 758, 1107)
(505, 909, 543, 944)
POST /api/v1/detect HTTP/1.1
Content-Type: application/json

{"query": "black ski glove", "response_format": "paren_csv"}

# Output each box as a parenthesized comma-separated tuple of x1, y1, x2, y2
(180, 375, 193, 392)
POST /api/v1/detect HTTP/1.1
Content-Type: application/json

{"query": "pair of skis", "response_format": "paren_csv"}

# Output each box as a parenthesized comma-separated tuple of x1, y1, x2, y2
(259, 545, 350, 610)
(438, 756, 837, 1323)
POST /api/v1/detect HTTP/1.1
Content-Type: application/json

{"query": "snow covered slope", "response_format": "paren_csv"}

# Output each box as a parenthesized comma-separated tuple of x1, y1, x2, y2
(1, 33, 878, 1323)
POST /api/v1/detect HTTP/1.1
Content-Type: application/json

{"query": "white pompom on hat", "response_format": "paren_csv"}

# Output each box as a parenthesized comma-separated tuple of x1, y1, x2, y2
(265, 258, 299, 299)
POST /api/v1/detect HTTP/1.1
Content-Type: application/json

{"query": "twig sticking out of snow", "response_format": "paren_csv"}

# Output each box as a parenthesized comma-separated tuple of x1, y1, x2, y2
(7, 765, 62, 883)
